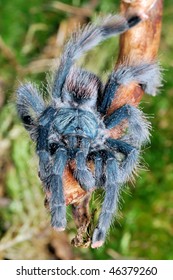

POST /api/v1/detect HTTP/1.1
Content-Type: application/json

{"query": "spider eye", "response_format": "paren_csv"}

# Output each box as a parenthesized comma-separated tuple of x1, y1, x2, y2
(22, 115, 33, 125)
(49, 142, 58, 155)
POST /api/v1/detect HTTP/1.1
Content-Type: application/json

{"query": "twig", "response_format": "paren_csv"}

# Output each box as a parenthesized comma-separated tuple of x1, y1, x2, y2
(50, 1, 95, 17)
(0, 230, 35, 252)
(0, 36, 22, 72)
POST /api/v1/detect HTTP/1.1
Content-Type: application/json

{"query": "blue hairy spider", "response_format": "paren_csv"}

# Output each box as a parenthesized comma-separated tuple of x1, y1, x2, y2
(16, 14, 162, 248)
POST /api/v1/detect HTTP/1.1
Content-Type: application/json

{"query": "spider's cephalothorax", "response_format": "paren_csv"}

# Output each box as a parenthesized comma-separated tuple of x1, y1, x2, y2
(16, 14, 162, 248)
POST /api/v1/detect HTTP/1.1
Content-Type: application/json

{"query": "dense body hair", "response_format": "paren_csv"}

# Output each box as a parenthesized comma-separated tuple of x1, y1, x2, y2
(16, 14, 162, 248)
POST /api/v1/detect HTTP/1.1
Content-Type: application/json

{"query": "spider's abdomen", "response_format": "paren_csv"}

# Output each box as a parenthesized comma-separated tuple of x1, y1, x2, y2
(54, 108, 98, 139)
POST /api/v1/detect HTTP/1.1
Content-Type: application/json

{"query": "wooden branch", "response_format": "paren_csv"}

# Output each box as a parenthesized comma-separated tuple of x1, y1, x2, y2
(110, 0, 163, 114)
(49, 0, 163, 248)
(108, 0, 163, 140)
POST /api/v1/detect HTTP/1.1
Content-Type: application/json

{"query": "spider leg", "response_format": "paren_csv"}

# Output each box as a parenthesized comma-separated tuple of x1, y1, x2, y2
(91, 141, 138, 248)
(49, 147, 68, 231)
(80, 138, 90, 157)
(104, 104, 150, 147)
(37, 107, 57, 183)
(104, 104, 130, 128)
(92, 157, 119, 248)
(106, 138, 139, 182)
(68, 136, 78, 149)
(94, 155, 104, 187)
(16, 83, 45, 140)
(37, 109, 67, 230)
(74, 150, 95, 192)
(68, 137, 95, 191)
(52, 15, 141, 99)
(37, 125, 50, 182)
(72, 138, 95, 192)
(89, 151, 105, 187)
(91, 139, 139, 247)
(99, 63, 162, 115)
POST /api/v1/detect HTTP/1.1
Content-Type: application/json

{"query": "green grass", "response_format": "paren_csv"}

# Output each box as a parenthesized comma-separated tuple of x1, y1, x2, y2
(0, 0, 173, 260)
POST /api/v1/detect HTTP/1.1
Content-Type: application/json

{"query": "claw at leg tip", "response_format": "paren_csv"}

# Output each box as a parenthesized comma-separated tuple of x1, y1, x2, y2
(53, 226, 65, 232)
(91, 240, 104, 249)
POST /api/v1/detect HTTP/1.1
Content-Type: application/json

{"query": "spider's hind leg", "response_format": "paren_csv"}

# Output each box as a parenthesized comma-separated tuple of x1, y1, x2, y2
(52, 15, 141, 99)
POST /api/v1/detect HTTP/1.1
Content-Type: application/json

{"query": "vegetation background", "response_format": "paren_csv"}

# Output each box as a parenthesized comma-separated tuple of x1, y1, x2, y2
(0, 0, 173, 260)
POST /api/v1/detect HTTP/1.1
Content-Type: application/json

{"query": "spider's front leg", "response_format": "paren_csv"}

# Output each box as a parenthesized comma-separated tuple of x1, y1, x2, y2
(106, 139, 139, 182)
(73, 138, 95, 192)
(37, 107, 57, 182)
(91, 153, 119, 248)
(38, 139, 68, 230)
(91, 103, 151, 247)
(36, 108, 68, 230)
(38, 140, 68, 231)
(90, 141, 139, 248)
(74, 151, 95, 192)
(103, 104, 150, 182)
(49, 146, 68, 231)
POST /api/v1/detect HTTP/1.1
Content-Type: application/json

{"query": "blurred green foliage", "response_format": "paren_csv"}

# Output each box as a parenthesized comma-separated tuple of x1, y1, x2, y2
(0, 0, 173, 260)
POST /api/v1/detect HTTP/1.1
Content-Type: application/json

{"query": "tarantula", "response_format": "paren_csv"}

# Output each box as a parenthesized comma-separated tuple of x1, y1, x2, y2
(16, 14, 161, 248)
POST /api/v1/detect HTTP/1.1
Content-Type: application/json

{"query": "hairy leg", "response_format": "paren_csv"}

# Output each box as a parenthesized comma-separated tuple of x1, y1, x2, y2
(16, 82, 45, 140)
(94, 155, 104, 187)
(49, 147, 68, 231)
(99, 63, 161, 115)
(52, 15, 141, 99)
(88, 150, 107, 187)
(70, 137, 95, 192)
(37, 107, 57, 183)
(37, 110, 70, 230)
(106, 138, 139, 182)
(92, 157, 119, 248)
(104, 104, 150, 147)
(74, 150, 95, 192)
